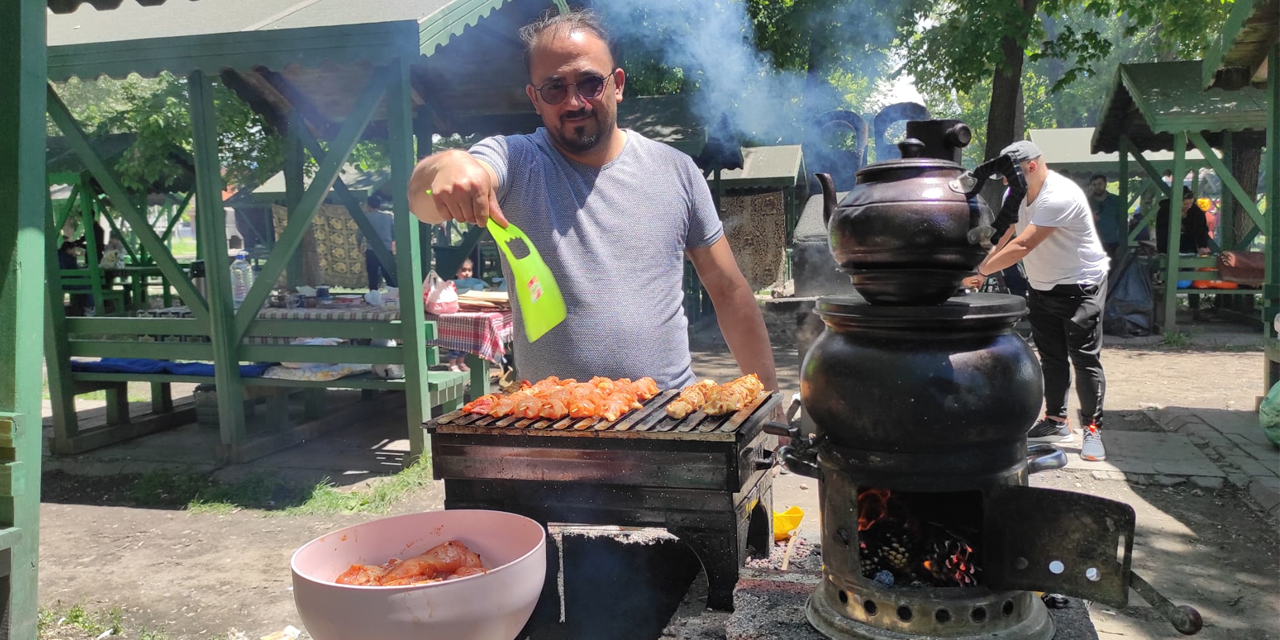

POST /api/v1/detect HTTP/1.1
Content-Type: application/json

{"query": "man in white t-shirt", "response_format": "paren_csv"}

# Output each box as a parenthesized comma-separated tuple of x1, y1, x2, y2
(964, 141, 1110, 461)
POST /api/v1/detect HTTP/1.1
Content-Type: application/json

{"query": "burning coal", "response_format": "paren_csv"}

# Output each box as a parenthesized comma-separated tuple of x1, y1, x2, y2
(856, 487, 981, 589)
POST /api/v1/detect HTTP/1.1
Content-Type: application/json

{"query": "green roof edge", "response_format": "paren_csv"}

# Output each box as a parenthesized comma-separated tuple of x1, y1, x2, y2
(419, 0, 515, 57)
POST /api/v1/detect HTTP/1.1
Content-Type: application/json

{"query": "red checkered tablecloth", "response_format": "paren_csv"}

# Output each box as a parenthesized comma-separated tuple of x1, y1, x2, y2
(426, 310, 514, 364)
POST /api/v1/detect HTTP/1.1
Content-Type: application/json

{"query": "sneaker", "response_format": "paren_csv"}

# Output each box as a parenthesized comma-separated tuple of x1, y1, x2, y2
(1080, 424, 1106, 461)
(1027, 417, 1073, 443)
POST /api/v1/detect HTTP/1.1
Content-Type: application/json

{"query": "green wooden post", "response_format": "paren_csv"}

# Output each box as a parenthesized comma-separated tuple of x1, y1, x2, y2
(393, 59, 432, 461)
(414, 104, 435, 277)
(1264, 44, 1279, 343)
(45, 201, 80, 453)
(1118, 137, 1130, 259)
(1163, 133, 1188, 333)
(0, 0, 46, 634)
(1221, 132, 1235, 248)
(188, 70, 246, 447)
(285, 115, 304, 291)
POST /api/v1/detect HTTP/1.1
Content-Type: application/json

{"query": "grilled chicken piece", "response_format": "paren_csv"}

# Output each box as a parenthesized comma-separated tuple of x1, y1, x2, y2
(702, 374, 765, 416)
(463, 393, 500, 414)
(666, 380, 717, 419)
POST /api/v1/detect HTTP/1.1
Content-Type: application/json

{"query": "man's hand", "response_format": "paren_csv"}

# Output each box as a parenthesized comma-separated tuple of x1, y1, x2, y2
(407, 150, 509, 228)
(962, 274, 984, 289)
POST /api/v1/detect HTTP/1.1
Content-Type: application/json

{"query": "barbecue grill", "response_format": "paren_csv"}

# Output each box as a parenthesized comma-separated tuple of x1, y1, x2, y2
(427, 389, 781, 610)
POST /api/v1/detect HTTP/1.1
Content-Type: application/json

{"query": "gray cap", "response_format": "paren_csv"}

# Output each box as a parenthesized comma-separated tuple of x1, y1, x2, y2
(1000, 140, 1043, 163)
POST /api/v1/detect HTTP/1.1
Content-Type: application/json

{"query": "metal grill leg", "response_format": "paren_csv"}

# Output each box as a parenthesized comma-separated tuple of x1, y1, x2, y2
(670, 526, 740, 611)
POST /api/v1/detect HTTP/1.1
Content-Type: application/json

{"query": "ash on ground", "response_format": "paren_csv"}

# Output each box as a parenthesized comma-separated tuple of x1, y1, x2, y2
(744, 533, 822, 572)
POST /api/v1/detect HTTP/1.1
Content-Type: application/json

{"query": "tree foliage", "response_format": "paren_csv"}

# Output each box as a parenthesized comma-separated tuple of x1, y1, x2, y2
(903, 0, 1233, 98)
(909, 0, 1236, 164)
(50, 73, 286, 194)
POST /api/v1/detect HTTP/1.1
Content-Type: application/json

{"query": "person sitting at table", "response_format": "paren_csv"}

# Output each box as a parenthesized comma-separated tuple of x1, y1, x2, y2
(451, 258, 488, 293)
(100, 231, 127, 270)
(1156, 186, 1212, 319)
(58, 240, 94, 316)
(445, 258, 489, 372)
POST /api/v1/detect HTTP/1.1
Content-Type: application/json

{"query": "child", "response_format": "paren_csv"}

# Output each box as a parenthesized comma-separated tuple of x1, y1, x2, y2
(451, 258, 487, 293)
(447, 259, 486, 372)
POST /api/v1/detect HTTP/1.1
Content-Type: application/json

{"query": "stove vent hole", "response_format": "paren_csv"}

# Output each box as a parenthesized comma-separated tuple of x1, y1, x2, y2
(1002, 600, 1015, 616)
(1014, 556, 1029, 570)
(862, 599, 877, 616)
(1049, 560, 1065, 574)
(896, 606, 913, 622)
(1117, 534, 1127, 563)
(838, 590, 849, 604)
(1086, 567, 1101, 582)
(934, 609, 952, 624)
(971, 606, 988, 623)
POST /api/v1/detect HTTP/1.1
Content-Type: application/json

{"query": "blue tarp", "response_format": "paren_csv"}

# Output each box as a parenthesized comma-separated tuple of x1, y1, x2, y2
(70, 358, 273, 378)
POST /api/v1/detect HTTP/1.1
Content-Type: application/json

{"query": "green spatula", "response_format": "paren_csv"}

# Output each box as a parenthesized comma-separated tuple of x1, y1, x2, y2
(487, 219, 566, 343)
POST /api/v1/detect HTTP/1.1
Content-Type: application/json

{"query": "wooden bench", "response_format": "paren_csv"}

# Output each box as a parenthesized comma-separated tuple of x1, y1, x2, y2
(55, 368, 470, 460)
(59, 268, 127, 316)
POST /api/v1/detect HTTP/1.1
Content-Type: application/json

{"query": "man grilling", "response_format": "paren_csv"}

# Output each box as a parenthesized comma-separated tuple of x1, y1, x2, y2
(963, 141, 1110, 462)
(406, 9, 778, 398)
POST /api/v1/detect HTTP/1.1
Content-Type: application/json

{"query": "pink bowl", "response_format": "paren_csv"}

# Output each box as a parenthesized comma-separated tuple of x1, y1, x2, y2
(291, 510, 546, 640)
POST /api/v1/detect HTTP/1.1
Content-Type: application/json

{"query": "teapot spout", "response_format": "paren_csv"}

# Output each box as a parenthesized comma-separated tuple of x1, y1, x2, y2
(816, 173, 837, 228)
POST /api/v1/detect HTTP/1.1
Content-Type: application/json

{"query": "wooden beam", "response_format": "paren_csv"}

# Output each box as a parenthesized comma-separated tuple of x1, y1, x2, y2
(46, 85, 210, 321)
(158, 191, 194, 243)
(188, 70, 247, 446)
(1118, 136, 1129, 259)
(1128, 147, 1173, 200)
(292, 124, 398, 284)
(232, 65, 393, 344)
(284, 114, 304, 290)
(1188, 132, 1265, 233)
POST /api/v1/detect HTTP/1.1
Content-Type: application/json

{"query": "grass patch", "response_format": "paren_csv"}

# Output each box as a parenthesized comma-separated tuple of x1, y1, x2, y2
(100, 460, 434, 515)
(38, 602, 125, 639)
(282, 459, 434, 516)
(1159, 331, 1194, 349)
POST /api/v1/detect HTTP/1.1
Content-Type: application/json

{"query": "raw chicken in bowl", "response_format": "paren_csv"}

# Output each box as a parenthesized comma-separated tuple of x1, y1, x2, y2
(291, 509, 546, 640)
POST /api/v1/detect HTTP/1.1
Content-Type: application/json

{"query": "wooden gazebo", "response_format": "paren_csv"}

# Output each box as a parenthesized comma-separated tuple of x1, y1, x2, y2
(1093, 60, 1271, 332)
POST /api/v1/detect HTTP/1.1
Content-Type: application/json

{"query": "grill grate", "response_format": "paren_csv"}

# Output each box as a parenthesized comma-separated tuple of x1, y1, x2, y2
(432, 388, 777, 435)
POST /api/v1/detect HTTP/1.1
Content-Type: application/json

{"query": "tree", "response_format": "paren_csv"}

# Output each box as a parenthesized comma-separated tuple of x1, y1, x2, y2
(922, 4, 1189, 167)
(899, 0, 1236, 162)
(50, 73, 286, 194)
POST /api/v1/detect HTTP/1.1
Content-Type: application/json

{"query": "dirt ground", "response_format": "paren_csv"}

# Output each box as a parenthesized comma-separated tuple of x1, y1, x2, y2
(38, 326, 1280, 639)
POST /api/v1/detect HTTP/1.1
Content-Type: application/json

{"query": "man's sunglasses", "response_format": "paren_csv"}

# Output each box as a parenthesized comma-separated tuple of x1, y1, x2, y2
(534, 73, 614, 106)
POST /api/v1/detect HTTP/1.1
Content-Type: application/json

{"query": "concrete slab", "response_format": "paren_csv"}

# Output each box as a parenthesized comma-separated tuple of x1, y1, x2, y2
(1063, 431, 1223, 477)
(1191, 409, 1276, 450)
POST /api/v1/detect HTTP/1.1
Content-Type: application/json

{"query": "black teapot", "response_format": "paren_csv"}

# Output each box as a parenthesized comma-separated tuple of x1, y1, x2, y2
(816, 119, 1023, 305)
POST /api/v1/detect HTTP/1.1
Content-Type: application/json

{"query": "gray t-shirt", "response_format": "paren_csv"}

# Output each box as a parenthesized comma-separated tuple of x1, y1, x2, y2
(1014, 170, 1109, 290)
(470, 128, 723, 389)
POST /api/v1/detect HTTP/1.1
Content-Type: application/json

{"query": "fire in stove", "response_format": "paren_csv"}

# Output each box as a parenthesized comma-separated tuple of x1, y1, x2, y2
(856, 487, 982, 589)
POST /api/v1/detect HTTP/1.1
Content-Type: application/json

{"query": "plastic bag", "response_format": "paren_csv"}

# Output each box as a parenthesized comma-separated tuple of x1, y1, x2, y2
(424, 270, 459, 315)
(1258, 381, 1280, 446)
(1103, 251, 1153, 337)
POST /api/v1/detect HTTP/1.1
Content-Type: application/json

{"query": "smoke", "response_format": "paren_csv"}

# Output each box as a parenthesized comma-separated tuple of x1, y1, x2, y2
(593, 0, 910, 186)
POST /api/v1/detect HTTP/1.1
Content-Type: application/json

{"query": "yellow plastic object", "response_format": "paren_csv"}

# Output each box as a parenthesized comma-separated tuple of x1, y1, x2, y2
(773, 506, 805, 541)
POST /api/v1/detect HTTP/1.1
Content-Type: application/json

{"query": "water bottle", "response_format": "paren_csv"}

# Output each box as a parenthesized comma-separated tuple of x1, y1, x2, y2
(231, 251, 254, 308)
